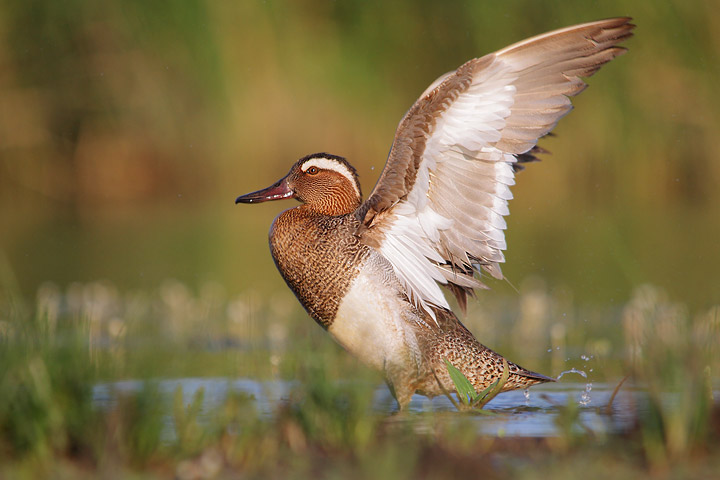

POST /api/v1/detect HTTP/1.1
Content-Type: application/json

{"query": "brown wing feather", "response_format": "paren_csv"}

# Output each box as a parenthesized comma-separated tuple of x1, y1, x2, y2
(355, 57, 492, 229)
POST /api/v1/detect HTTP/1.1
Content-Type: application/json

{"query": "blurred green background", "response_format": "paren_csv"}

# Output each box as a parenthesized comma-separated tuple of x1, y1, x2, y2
(1, 0, 719, 310)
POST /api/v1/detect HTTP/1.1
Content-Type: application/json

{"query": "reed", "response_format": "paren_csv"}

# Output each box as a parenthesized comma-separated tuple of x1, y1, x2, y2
(0, 280, 717, 478)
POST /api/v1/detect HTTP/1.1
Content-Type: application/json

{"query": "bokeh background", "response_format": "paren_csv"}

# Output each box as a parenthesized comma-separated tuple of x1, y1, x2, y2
(2, 3, 720, 474)
(1, 0, 719, 310)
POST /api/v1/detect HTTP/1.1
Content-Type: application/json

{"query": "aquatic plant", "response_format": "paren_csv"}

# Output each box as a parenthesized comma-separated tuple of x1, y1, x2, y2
(442, 358, 510, 411)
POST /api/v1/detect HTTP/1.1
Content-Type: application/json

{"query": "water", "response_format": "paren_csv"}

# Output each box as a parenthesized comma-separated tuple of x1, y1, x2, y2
(556, 368, 588, 380)
(92, 378, 648, 438)
(554, 368, 593, 406)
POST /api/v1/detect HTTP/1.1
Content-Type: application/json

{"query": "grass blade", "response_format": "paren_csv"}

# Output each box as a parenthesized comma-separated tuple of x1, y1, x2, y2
(444, 359, 477, 405)
(472, 358, 510, 409)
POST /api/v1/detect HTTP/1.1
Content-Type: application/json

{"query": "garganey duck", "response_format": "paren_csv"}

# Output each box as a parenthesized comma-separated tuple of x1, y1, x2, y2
(236, 18, 634, 409)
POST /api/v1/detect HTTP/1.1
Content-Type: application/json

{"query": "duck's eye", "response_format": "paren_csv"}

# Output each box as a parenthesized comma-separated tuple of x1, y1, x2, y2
(307, 166, 319, 175)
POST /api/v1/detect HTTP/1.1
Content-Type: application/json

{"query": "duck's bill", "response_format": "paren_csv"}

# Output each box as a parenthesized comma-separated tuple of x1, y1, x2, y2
(235, 177, 295, 204)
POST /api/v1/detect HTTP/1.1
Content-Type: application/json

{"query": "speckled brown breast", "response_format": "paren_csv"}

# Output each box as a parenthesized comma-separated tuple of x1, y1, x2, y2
(269, 206, 370, 328)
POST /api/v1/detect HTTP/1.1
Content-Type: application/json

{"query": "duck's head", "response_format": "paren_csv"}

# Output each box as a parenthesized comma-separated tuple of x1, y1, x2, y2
(235, 153, 362, 216)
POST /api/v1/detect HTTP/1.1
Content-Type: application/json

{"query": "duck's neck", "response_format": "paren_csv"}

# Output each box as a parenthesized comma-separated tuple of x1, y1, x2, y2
(304, 194, 361, 216)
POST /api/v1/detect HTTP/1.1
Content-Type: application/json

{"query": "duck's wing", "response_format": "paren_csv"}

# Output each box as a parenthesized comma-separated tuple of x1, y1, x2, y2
(355, 18, 634, 318)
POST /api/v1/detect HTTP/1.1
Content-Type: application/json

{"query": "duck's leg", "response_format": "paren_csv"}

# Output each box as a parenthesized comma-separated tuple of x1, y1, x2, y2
(386, 378, 415, 411)
(383, 361, 420, 411)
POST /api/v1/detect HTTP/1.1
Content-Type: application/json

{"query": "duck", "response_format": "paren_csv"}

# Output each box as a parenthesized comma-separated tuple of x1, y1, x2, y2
(236, 18, 634, 409)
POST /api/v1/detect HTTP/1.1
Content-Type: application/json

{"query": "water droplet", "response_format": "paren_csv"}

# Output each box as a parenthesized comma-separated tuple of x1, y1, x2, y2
(579, 382, 593, 406)
(556, 368, 587, 380)
(523, 389, 530, 405)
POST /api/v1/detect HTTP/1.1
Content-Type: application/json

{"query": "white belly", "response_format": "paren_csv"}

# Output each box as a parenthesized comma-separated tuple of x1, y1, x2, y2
(328, 267, 417, 372)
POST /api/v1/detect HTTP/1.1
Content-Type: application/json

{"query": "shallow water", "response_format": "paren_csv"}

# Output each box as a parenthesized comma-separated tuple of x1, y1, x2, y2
(93, 378, 656, 438)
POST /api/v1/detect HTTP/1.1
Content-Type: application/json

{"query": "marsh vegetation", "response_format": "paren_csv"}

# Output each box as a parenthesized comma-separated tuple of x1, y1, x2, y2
(1, 281, 718, 478)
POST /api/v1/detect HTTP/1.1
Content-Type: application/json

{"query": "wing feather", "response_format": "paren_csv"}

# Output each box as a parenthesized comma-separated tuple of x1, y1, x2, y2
(355, 18, 634, 319)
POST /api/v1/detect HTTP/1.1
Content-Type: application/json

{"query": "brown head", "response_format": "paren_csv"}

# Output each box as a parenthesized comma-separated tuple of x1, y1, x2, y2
(235, 153, 362, 216)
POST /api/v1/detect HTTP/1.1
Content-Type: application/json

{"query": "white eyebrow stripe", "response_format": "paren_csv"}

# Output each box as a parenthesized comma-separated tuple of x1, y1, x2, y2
(301, 157, 360, 196)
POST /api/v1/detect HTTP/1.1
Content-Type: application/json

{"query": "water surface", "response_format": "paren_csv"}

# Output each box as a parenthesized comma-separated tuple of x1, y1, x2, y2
(93, 378, 656, 438)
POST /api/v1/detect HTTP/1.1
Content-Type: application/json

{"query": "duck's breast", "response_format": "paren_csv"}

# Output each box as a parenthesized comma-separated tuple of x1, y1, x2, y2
(269, 208, 367, 328)
(270, 207, 421, 373)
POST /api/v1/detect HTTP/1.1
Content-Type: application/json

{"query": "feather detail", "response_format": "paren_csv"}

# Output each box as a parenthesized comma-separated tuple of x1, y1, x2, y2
(356, 18, 634, 321)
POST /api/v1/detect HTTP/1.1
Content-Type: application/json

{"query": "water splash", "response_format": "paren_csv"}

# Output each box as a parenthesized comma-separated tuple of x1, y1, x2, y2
(556, 368, 588, 380)
(579, 382, 593, 406)
(556, 368, 593, 406)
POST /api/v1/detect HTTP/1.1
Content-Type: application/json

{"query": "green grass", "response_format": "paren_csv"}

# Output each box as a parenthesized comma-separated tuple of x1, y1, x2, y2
(0, 281, 718, 478)
(443, 358, 509, 411)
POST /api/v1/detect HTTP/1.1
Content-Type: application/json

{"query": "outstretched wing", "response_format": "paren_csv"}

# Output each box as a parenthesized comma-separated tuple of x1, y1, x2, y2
(355, 18, 634, 318)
